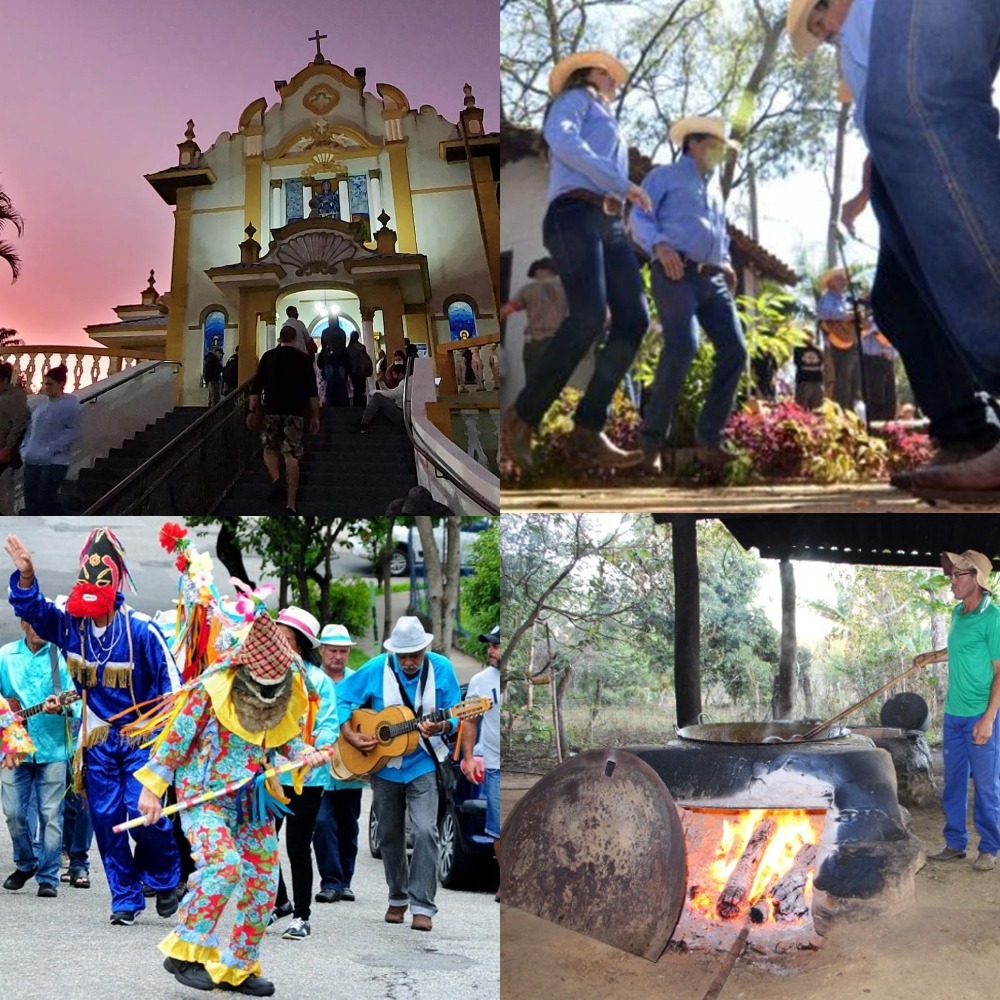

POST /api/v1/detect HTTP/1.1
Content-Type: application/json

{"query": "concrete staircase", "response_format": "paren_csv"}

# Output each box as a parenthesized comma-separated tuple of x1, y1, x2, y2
(67, 407, 205, 512)
(214, 403, 418, 515)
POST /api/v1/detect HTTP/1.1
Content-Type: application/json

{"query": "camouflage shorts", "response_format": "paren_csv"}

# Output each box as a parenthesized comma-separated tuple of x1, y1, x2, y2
(261, 414, 305, 459)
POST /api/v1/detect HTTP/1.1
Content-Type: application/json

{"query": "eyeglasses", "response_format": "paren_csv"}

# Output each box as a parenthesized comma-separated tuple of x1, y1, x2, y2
(947, 571, 976, 580)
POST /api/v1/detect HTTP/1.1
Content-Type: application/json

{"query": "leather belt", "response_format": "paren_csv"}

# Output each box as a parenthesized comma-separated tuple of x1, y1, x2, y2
(559, 188, 625, 218)
(680, 255, 725, 277)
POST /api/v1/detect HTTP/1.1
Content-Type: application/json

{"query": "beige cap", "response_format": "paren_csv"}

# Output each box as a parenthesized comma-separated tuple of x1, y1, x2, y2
(942, 550, 994, 592)
(669, 116, 740, 150)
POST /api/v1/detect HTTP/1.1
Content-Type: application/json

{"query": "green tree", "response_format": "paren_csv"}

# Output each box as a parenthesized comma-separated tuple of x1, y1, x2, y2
(459, 520, 501, 657)
(0, 184, 23, 282)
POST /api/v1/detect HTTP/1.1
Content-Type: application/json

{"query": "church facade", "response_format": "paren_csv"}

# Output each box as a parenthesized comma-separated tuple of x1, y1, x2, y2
(86, 34, 499, 404)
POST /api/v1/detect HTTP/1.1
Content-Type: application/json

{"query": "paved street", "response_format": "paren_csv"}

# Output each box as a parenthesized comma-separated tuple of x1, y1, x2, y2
(0, 791, 499, 1000)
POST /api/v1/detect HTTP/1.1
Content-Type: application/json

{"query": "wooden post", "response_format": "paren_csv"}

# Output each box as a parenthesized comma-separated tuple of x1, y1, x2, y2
(672, 516, 702, 728)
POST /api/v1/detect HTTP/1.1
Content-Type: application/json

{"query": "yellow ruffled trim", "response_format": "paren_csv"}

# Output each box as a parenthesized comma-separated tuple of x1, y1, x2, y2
(158, 932, 221, 968)
(67, 655, 98, 687)
(135, 764, 169, 798)
(204, 959, 262, 986)
(102, 665, 134, 689)
(202, 668, 308, 748)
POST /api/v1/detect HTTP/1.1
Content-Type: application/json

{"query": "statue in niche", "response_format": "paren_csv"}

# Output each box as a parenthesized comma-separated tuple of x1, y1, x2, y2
(308, 178, 340, 219)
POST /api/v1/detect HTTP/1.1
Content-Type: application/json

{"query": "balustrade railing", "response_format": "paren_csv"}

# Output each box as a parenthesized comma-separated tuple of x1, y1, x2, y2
(0, 346, 154, 394)
(83, 379, 259, 514)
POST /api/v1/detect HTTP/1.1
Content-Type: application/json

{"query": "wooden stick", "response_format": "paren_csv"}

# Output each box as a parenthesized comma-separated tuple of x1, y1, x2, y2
(769, 844, 817, 921)
(717, 817, 777, 919)
(701, 920, 751, 1000)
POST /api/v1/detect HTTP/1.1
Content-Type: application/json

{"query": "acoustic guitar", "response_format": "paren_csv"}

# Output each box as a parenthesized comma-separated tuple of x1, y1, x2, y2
(820, 319, 858, 351)
(337, 697, 493, 778)
(6, 690, 80, 721)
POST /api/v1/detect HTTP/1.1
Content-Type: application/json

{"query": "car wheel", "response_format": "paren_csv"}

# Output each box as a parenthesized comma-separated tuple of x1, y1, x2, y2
(368, 808, 382, 859)
(438, 808, 475, 889)
(389, 547, 409, 577)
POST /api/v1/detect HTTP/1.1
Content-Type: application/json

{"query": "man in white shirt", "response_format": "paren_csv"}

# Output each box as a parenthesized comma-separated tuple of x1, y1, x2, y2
(352, 379, 404, 435)
(283, 306, 312, 354)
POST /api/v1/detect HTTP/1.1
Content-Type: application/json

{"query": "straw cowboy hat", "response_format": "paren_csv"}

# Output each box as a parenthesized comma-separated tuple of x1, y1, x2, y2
(319, 623, 356, 647)
(275, 606, 321, 648)
(549, 50, 627, 96)
(942, 551, 994, 592)
(668, 116, 740, 150)
(786, 0, 824, 58)
(820, 267, 849, 290)
(383, 616, 434, 654)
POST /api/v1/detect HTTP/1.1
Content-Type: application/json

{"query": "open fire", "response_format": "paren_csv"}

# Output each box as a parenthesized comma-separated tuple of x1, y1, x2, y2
(672, 807, 827, 953)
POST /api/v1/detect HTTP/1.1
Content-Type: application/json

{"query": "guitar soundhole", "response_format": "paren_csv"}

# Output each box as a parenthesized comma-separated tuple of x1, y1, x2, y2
(376, 725, 392, 743)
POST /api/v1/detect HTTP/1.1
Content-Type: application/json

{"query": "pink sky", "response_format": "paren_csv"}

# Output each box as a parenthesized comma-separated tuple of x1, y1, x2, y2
(0, 0, 500, 347)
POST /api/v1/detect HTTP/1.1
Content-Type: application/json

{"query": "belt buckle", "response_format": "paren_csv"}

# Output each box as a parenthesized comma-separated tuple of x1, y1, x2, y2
(602, 196, 620, 217)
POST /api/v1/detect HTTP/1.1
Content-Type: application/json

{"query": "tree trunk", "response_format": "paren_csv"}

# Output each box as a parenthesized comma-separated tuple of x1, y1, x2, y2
(414, 517, 444, 650)
(773, 558, 796, 720)
(554, 661, 572, 762)
(826, 99, 852, 267)
(215, 519, 255, 589)
(441, 517, 462, 654)
(379, 517, 397, 645)
(671, 516, 702, 727)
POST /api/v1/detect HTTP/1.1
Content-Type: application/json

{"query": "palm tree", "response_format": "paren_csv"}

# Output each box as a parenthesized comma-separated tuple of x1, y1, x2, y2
(0, 183, 24, 281)
(0, 327, 23, 346)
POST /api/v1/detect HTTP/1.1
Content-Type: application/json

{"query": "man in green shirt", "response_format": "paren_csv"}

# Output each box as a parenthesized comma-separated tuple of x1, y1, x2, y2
(915, 550, 1000, 871)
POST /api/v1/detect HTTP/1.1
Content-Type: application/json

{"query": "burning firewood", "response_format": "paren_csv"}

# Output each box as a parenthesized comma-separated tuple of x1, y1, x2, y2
(717, 817, 777, 920)
(769, 843, 818, 921)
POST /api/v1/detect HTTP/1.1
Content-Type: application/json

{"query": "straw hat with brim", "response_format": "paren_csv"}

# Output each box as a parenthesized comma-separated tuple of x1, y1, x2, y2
(669, 117, 740, 151)
(320, 623, 356, 647)
(942, 551, 994, 592)
(275, 606, 321, 648)
(549, 51, 627, 96)
(479, 625, 501, 645)
(820, 267, 848, 290)
(787, 0, 824, 58)
(384, 616, 434, 654)
(234, 614, 298, 684)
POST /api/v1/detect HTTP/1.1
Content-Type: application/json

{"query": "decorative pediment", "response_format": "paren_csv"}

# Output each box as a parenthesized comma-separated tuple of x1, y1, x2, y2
(303, 84, 340, 115)
(302, 152, 347, 178)
(288, 120, 360, 155)
(276, 231, 357, 275)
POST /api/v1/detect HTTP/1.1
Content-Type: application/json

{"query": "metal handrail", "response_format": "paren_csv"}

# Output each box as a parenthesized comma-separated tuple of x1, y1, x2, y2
(79, 360, 182, 405)
(401, 362, 500, 515)
(83, 378, 259, 514)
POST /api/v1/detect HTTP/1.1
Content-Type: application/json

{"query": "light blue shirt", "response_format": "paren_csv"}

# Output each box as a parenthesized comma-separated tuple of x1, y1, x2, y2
(861, 326, 897, 359)
(0, 637, 76, 763)
(816, 290, 850, 320)
(279, 662, 340, 789)
(335, 651, 461, 784)
(629, 155, 730, 266)
(20, 394, 82, 466)
(838, 0, 874, 145)
(544, 87, 632, 204)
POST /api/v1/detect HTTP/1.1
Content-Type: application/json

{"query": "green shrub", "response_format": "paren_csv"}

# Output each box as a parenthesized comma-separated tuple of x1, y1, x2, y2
(306, 578, 372, 638)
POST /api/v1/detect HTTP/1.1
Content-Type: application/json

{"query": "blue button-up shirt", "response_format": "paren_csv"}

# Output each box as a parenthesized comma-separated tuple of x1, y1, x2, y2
(629, 155, 730, 266)
(816, 290, 850, 320)
(838, 0, 874, 144)
(544, 87, 632, 204)
(0, 637, 75, 763)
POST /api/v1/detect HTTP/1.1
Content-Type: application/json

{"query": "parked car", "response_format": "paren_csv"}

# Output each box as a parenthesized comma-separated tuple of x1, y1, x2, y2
(385, 519, 491, 577)
(367, 723, 496, 890)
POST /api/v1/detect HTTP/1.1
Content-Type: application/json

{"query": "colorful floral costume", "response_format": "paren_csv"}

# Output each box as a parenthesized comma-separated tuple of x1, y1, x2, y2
(0, 693, 34, 759)
(135, 615, 330, 990)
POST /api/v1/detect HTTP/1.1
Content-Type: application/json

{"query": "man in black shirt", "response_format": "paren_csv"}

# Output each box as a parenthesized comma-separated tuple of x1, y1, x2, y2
(248, 326, 320, 514)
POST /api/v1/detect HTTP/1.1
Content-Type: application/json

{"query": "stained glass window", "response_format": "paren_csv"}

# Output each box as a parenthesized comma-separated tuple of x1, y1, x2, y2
(286, 179, 304, 222)
(447, 300, 477, 341)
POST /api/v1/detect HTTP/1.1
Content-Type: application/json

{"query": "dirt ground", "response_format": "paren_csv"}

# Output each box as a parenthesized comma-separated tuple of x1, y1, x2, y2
(501, 758, 1000, 1000)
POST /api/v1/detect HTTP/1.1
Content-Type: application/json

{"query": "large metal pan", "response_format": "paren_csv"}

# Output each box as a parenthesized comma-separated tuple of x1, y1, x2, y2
(675, 721, 849, 744)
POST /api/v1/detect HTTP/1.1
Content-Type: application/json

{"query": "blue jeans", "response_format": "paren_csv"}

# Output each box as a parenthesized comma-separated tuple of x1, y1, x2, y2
(484, 769, 500, 840)
(324, 363, 350, 407)
(869, 168, 998, 445)
(641, 265, 746, 448)
(22, 463, 69, 515)
(313, 787, 362, 892)
(62, 785, 93, 875)
(866, 0, 1000, 394)
(514, 198, 648, 431)
(0, 759, 67, 885)
(941, 713, 1000, 855)
(372, 772, 439, 917)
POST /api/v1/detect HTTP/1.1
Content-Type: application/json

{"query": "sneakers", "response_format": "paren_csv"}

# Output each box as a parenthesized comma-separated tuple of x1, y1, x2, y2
(314, 889, 342, 903)
(37, 884, 57, 898)
(974, 852, 997, 871)
(385, 904, 407, 924)
(927, 845, 967, 861)
(339, 888, 355, 902)
(266, 901, 293, 927)
(218, 973, 276, 996)
(282, 917, 310, 940)
(156, 888, 180, 918)
(3, 867, 37, 891)
(110, 910, 138, 926)
(411, 914, 433, 932)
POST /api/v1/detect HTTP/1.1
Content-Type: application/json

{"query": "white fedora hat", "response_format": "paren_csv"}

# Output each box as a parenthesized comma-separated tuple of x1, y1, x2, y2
(320, 623, 356, 647)
(549, 50, 627, 97)
(383, 616, 434, 654)
(275, 606, 321, 648)
(786, 0, 824, 58)
(668, 116, 740, 150)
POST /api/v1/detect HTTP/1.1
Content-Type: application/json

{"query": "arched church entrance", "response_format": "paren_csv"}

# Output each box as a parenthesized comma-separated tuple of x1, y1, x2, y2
(274, 288, 383, 358)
